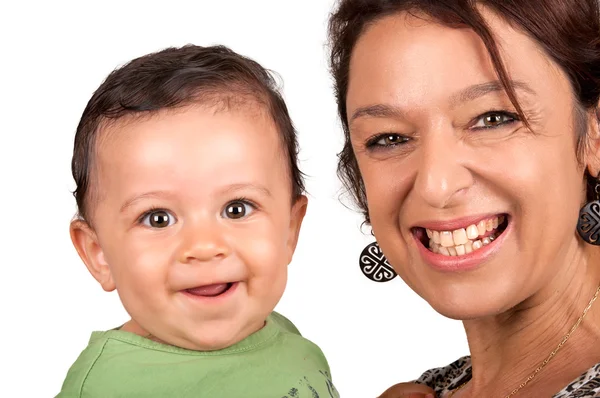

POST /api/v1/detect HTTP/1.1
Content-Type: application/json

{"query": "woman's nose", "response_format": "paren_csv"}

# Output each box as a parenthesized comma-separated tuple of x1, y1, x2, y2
(413, 130, 473, 209)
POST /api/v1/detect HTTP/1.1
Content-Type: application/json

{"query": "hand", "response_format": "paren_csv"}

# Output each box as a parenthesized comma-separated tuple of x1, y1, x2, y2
(377, 382, 436, 398)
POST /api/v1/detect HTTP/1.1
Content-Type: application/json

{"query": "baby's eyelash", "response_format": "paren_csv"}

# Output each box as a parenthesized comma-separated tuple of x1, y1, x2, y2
(134, 199, 260, 225)
(136, 206, 166, 224)
(228, 197, 259, 210)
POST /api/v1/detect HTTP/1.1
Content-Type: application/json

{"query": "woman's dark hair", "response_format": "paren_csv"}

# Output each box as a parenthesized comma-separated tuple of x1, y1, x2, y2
(72, 44, 304, 223)
(329, 0, 600, 222)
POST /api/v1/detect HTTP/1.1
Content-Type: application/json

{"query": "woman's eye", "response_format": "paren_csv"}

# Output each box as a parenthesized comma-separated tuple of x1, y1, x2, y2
(472, 112, 517, 129)
(141, 210, 176, 228)
(371, 133, 408, 147)
(223, 201, 254, 219)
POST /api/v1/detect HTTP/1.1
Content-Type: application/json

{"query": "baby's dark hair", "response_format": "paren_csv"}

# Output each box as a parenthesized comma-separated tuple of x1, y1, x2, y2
(72, 44, 305, 223)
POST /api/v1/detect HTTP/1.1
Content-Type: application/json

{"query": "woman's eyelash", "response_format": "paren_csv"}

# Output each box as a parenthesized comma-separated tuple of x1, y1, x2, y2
(470, 110, 520, 130)
(364, 132, 409, 149)
(364, 110, 520, 149)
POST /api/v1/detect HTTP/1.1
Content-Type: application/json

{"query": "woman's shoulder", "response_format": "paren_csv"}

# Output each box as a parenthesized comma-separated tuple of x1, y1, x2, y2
(414, 357, 600, 397)
(554, 361, 600, 398)
(415, 356, 472, 395)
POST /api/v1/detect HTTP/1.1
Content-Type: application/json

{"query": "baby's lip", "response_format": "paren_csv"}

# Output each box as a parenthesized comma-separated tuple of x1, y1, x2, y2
(185, 282, 235, 297)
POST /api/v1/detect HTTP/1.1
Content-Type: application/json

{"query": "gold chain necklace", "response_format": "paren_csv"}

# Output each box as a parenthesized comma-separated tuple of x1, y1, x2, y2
(448, 283, 600, 398)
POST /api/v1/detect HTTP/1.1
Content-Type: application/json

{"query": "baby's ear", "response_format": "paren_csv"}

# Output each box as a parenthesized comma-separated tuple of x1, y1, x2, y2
(286, 195, 308, 258)
(70, 220, 116, 292)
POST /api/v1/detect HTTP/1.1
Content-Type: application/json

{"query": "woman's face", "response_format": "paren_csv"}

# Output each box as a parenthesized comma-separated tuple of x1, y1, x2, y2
(346, 10, 595, 319)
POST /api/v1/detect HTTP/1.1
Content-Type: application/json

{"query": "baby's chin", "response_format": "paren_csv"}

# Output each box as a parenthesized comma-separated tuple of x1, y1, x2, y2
(145, 317, 268, 351)
(183, 325, 264, 351)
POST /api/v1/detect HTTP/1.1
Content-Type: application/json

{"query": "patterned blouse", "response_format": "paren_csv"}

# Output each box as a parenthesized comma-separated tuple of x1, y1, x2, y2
(416, 356, 600, 397)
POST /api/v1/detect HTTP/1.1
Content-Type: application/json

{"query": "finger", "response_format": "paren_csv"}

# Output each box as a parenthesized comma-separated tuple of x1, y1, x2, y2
(378, 382, 437, 398)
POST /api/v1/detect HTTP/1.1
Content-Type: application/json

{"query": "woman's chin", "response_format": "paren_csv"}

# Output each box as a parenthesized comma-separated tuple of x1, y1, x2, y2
(424, 287, 516, 321)
(430, 304, 493, 321)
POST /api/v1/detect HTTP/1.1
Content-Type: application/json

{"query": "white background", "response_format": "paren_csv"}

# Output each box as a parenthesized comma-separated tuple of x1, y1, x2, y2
(0, 1, 467, 397)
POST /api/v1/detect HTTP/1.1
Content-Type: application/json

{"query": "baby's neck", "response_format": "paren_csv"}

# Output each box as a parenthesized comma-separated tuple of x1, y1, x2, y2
(118, 317, 269, 350)
(120, 319, 167, 344)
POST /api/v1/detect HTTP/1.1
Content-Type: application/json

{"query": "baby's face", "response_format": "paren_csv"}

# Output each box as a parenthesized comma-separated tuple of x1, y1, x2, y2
(73, 105, 306, 350)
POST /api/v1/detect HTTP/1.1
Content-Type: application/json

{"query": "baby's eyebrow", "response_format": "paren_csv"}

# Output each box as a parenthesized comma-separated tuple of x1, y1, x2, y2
(120, 191, 174, 213)
(220, 183, 272, 198)
(119, 184, 272, 213)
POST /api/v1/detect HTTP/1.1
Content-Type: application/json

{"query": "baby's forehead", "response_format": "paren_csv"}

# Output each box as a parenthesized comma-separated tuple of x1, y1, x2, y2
(97, 100, 277, 146)
(91, 104, 290, 184)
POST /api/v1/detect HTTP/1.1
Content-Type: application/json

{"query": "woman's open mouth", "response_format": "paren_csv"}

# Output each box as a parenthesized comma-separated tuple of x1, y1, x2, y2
(414, 214, 509, 257)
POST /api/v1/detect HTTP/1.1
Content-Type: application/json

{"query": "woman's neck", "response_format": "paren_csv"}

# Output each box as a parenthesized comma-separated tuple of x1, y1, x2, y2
(458, 241, 600, 397)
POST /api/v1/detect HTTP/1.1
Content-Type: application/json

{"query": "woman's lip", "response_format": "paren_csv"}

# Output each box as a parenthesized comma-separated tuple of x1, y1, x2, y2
(414, 213, 506, 231)
(415, 220, 511, 272)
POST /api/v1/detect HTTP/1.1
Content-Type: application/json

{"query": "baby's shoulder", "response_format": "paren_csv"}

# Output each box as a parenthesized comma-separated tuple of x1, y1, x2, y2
(265, 312, 338, 397)
(57, 330, 194, 397)
(57, 319, 337, 398)
(55, 332, 116, 397)
(268, 311, 327, 360)
(268, 311, 301, 334)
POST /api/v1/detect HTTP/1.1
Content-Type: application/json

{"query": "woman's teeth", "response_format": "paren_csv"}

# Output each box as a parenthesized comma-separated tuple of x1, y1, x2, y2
(425, 216, 504, 257)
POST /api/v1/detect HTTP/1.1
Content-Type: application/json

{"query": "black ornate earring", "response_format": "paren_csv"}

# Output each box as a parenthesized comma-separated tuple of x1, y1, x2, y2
(577, 176, 600, 245)
(359, 241, 397, 282)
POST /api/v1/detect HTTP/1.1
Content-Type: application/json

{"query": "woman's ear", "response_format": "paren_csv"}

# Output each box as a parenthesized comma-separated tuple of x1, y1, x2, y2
(585, 106, 600, 176)
(70, 220, 115, 292)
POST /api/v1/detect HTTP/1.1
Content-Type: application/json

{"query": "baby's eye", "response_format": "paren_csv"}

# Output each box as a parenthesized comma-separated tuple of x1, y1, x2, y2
(472, 111, 517, 129)
(222, 201, 255, 219)
(141, 210, 176, 228)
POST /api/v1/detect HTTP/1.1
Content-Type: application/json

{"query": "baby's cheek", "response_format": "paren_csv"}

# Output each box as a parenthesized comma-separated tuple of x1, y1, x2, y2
(242, 238, 288, 296)
(109, 239, 173, 307)
(127, 246, 169, 280)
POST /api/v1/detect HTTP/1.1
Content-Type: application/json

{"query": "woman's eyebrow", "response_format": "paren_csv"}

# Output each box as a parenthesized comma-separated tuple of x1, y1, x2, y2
(350, 103, 405, 124)
(350, 80, 536, 124)
(449, 80, 536, 108)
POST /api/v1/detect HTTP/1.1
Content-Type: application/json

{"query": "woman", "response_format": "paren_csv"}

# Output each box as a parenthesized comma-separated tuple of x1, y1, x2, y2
(328, 0, 600, 397)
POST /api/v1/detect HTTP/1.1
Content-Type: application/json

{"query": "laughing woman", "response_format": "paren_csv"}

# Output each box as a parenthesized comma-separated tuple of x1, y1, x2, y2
(328, 0, 600, 397)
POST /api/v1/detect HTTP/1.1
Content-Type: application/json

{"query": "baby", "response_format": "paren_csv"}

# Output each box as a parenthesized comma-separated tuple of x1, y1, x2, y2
(58, 45, 338, 398)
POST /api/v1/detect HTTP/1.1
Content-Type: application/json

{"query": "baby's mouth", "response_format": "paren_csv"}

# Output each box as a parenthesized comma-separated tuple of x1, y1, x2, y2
(414, 215, 508, 256)
(186, 283, 234, 297)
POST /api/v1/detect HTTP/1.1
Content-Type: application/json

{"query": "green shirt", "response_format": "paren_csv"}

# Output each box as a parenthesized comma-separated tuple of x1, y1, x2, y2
(58, 312, 338, 398)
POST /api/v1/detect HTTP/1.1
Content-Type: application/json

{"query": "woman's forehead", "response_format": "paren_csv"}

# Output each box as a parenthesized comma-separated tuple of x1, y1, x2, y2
(346, 10, 570, 113)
